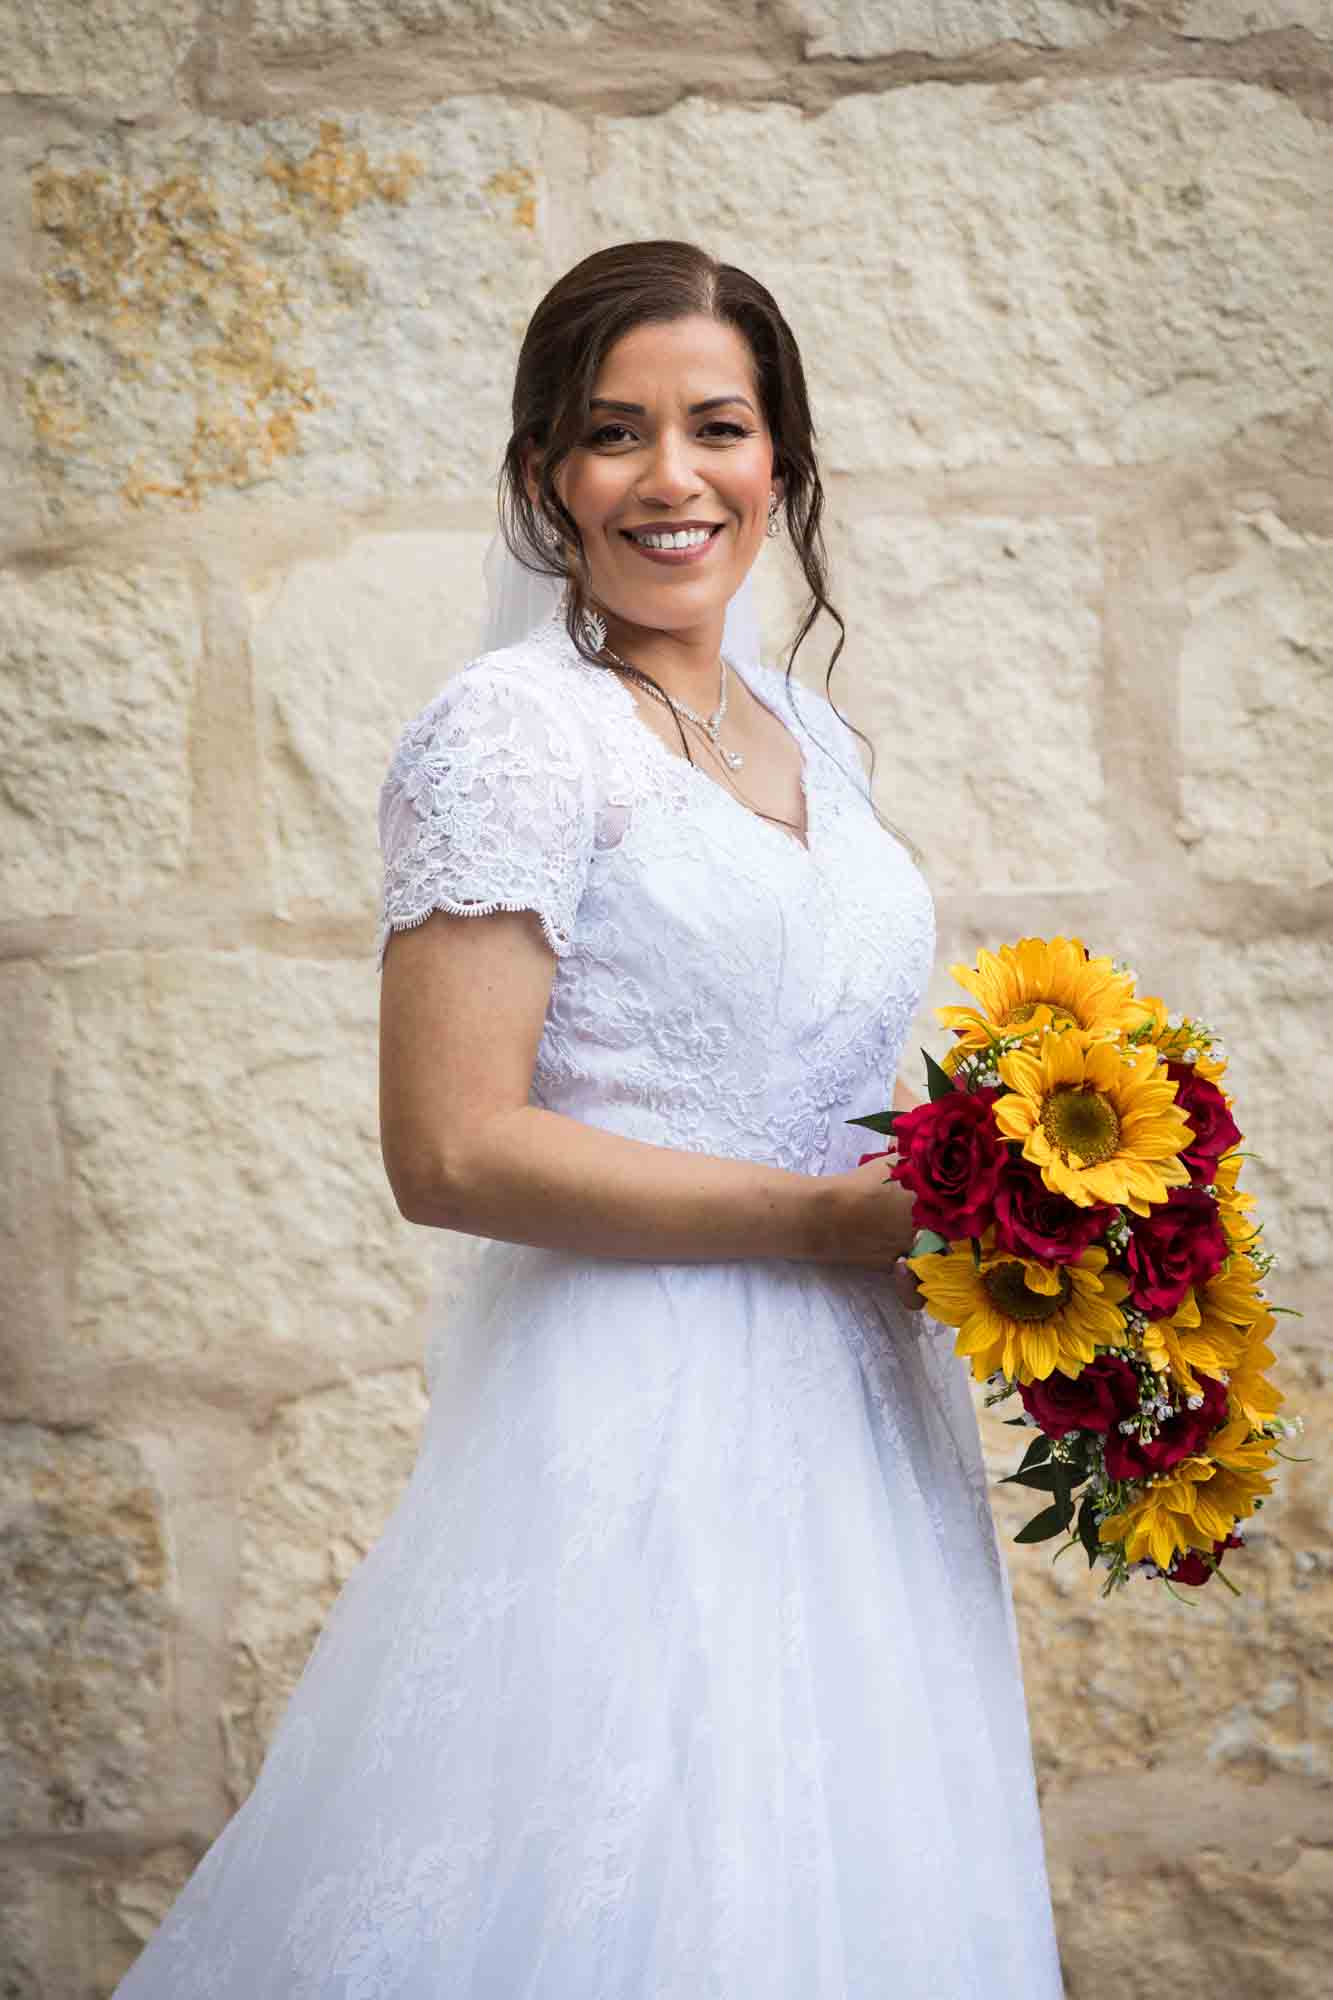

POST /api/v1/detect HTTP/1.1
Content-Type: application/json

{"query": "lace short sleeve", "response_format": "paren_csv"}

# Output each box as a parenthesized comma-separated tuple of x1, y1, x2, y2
(377, 663, 595, 972)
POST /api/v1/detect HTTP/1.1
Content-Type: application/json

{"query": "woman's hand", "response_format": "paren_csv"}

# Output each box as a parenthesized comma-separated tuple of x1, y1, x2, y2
(803, 1152, 924, 1310)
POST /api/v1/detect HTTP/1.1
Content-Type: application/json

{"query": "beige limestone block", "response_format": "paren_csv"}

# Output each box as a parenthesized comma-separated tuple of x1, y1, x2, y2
(1187, 933, 1333, 1278)
(0, 0, 195, 100)
(0, 563, 199, 920)
(222, 1364, 428, 1797)
(51, 950, 436, 1411)
(1181, 1, 1333, 34)
(801, 1, 1144, 58)
(1051, 1838, 1333, 1999)
(252, 0, 768, 54)
(253, 528, 490, 920)
(833, 512, 1109, 894)
(800, 2, 1333, 55)
(0, 1845, 197, 2000)
(589, 82, 1333, 470)
(1179, 508, 1333, 893)
(19, 101, 578, 530)
(0, 1425, 170, 1834)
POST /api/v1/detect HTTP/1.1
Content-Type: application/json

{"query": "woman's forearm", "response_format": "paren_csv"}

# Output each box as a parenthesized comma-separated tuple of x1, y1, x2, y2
(398, 1103, 839, 1264)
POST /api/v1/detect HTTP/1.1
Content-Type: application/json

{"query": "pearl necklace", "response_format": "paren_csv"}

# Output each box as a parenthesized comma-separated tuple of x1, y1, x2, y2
(600, 645, 745, 770)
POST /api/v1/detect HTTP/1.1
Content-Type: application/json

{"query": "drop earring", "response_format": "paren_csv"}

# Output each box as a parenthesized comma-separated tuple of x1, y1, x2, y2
(766, 493, 781, 538)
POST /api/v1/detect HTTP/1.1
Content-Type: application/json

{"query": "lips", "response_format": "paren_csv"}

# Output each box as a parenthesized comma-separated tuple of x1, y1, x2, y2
(620, 522, 726, 567)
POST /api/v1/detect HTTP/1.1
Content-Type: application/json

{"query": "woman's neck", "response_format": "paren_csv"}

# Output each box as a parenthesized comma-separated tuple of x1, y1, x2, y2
(598, 610, 728, 707)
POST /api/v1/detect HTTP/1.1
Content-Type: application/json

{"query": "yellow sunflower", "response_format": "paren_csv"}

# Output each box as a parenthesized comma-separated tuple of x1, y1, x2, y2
(908, 1238, 1130, 1385)
(1213, 1149, 1258, 1249)
(1098, 1423, 1276, 1570)
(1132, 994, 1229, 1085)
(1226, 1312, 1285, 1428)
(937, 936, 1141, 1074)
(993, 1032, 1194, 1215)
(1139, 1287, 1247, 1398)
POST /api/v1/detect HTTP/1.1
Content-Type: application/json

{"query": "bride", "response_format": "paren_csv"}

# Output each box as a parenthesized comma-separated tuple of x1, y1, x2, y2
(113, 240, 1066, 1997)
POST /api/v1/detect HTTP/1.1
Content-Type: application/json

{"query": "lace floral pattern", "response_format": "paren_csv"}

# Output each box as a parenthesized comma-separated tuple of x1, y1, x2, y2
(113, 611, 1065, 2000)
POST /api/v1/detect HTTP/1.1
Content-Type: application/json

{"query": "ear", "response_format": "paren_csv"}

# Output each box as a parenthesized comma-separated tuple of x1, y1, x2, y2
(770, 464, 786, 510)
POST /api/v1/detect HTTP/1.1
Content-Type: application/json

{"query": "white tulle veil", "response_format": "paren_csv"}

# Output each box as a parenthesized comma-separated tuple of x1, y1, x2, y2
(476, 530, 763, 669)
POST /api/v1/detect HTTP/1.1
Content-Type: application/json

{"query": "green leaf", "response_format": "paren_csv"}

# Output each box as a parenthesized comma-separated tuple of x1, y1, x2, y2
(910, 1229, 949, 1258)
(923, 1049, 956, 1102)
(1001, 1464, 1067, 1493)
(1016, 1433, 1052, 1473)
(846, 1110, 899, 1135)
(1013, 1504, 1070, 1545)
(1076, 1493, 1101, 1569)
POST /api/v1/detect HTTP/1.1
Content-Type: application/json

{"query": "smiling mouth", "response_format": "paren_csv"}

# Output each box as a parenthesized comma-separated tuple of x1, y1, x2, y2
(621, 524, 725, 551)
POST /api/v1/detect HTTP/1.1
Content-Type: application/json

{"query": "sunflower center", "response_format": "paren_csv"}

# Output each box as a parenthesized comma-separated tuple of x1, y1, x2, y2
(1003, 1000, 1079, 1030)
(1040, 1085, 1122, 1166)
(982, 1261, 1073, 1322)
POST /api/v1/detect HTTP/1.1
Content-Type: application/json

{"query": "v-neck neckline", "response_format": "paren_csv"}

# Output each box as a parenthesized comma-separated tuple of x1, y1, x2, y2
(560, 633, 816, 858)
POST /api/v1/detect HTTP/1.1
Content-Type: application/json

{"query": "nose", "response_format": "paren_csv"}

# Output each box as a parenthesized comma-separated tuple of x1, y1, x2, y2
(636, 424, 704, 508)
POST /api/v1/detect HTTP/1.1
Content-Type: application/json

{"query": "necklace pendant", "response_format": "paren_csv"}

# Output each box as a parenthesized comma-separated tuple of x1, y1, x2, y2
(721, 747, 745, 770)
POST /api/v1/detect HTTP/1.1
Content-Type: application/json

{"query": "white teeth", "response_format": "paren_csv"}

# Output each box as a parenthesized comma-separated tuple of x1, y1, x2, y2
(630, 527, 713, 550)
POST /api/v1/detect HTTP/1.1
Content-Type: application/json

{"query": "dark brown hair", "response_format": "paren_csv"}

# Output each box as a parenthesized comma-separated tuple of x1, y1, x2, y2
(498, 239, 915, 855)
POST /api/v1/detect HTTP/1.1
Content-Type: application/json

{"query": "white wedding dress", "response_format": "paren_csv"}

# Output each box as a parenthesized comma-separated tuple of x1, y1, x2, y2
(114, 606, 1065, 1999)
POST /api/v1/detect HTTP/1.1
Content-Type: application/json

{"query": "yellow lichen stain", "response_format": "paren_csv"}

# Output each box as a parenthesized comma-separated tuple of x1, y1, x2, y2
(485, 165, 537, 231)
(26, 129, 416, 509)
(263, 120, 424, 223)
(29, 159, 326, 507)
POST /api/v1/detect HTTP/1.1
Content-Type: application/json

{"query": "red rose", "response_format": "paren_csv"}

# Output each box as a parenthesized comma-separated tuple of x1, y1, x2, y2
(1103, 1371, 1229, 1482)
(887, 1087, 1007, 1238)
(993, 1159, 1115, 1264)
(1018, 1355, 1139, 1438)
(1167, 1062, 1242, 1184)
(1120, 1185, 1229, 1318)
(1168, 1531, 1243, 1586)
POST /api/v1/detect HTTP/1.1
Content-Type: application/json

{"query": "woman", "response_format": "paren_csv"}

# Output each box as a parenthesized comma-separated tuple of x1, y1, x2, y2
(114, 241, 1065, 1997)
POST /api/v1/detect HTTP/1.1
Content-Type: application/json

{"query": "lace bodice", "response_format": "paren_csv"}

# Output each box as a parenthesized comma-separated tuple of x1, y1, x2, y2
(378, 610, 936, 1179)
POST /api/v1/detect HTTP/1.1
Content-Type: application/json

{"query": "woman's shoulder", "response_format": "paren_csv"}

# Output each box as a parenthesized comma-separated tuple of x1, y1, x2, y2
(387, 615, 608, 771)
(748, 657, 870, 792)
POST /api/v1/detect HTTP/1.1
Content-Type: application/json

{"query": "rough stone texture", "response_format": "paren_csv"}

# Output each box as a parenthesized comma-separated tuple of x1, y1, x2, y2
(800, 2, 1333, 57)
(0, 1425, 170, 1835)
(589, 81, 1333, 472)
(252, 0, 772, 55)
(18, 102, 579, 530)
(0, 1846, 197, 2000)
(801, 1, 1144, 58)
(1179, 507, 1333, 892)
(1052, 1835, 1333, 2000)
(222, 1365, 428, 1798)
(254, 528, 490, 920)
(51, 951, 435, 1412)
(0, 0, 197, 100)
(1182, 2, 1333, 34)
(834, 512, 1109, 894)
(1188, 933, 1333, 1279)
(0, 563, 200, 920)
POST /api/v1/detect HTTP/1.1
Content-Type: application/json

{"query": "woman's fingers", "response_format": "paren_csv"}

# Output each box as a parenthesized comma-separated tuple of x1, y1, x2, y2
(890, 1257, 926, 1313)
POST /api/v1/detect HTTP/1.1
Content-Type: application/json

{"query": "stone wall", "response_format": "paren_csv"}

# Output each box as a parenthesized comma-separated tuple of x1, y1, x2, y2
(2, 3, 1330, 1993)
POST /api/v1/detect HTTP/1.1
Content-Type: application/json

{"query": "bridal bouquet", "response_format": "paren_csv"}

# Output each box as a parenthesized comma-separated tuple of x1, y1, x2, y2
(851, 938, 1304, 1598)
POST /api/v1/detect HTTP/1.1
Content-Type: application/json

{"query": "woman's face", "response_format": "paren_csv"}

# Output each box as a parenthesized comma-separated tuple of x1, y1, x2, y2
(543, 314, 781, 642)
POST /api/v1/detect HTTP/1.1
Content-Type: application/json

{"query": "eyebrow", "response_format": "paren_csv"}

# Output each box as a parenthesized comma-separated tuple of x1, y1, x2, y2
(588, 394, 756, 416)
